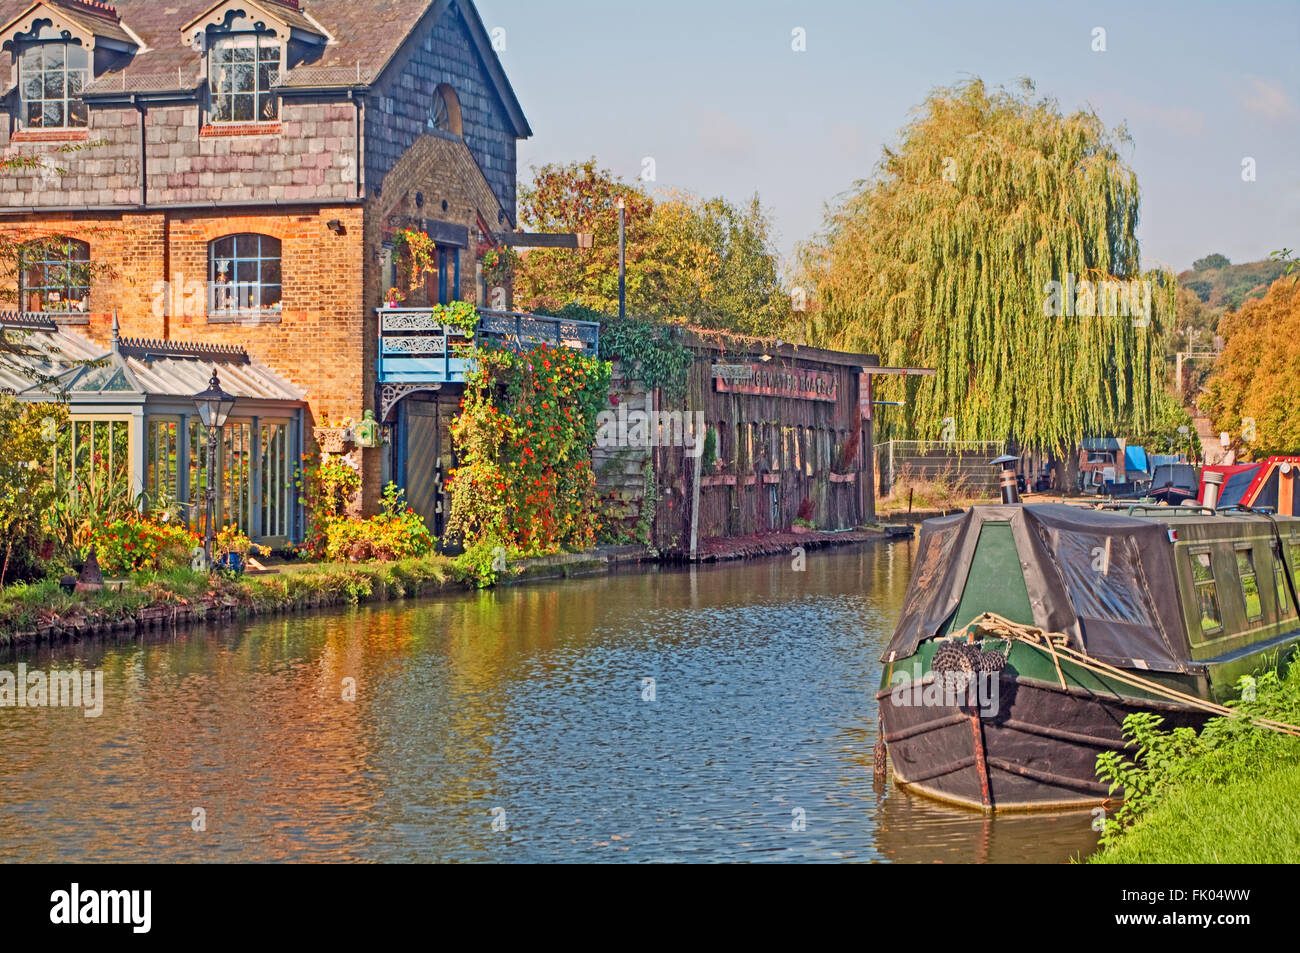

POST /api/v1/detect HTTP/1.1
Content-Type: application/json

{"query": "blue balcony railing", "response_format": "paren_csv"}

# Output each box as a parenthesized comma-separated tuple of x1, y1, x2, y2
(376, 307, 600, 384)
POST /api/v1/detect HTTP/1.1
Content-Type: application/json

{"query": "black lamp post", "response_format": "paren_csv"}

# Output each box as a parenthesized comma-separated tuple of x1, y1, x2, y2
(192, 369, 236, 570)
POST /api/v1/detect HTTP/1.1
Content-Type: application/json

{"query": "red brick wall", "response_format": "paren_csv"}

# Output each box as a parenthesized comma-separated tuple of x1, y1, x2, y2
(1, 206, 381, 511)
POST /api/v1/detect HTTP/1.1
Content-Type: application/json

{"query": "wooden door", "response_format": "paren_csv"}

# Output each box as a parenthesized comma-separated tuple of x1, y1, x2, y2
(400, 397, 457, 538)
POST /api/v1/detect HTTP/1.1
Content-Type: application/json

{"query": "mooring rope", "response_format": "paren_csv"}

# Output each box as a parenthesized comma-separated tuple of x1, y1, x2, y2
(958, 612, 1300, 738)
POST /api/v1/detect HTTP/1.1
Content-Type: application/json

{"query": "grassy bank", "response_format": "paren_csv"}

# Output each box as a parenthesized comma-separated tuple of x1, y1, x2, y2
(1089, 663, 1300, 864)
(1091, 762, 1300, 863)
(0, 556, 469, 646)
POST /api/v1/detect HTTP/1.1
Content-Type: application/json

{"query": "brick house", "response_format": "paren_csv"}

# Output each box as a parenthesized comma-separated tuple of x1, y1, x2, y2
(0, 0, 536, 542)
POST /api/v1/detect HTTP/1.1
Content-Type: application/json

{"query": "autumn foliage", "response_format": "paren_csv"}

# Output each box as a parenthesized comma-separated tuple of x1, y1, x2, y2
(1203, 277, 1300, 458)
(445, 343, 612, 555)
(512, 159, 792, 336)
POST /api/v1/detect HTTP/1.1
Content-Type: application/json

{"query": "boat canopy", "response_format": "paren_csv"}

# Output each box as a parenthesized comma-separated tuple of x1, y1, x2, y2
(883, 504, 1194, 673)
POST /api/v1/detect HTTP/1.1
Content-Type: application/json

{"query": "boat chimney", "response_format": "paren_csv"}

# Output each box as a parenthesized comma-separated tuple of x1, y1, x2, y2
(1203, 470, 1224, 511)
(991, 453, 1021, 504)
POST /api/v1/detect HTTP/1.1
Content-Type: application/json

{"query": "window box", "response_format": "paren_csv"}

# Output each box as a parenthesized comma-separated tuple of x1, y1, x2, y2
(10, 128, 90, 143)
(199, 123, 283, 138)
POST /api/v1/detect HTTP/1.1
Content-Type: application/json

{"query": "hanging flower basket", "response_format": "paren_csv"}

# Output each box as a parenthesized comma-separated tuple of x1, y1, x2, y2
(313, 426, 352, 454)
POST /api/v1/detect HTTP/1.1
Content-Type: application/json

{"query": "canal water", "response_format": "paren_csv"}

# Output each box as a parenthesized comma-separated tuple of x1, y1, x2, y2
(0, 541, 1101, 863)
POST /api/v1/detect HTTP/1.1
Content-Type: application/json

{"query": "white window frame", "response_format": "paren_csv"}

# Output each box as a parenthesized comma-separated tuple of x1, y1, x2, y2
(207, 32, 282, 124)
(17, 40, 90, 130)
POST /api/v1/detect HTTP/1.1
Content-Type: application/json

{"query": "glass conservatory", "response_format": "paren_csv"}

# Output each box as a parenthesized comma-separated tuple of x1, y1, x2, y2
(0, 314, 307, 544)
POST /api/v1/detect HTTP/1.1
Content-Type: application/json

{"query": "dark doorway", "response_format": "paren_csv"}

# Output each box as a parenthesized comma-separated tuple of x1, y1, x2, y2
(396, 395, 457, 538)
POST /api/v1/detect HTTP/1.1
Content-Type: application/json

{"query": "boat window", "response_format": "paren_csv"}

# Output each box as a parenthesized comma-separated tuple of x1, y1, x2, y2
(1235, 546, 1263, 623)
(1272, 541, 1293, 618)
(1190, 549, 1222, 634)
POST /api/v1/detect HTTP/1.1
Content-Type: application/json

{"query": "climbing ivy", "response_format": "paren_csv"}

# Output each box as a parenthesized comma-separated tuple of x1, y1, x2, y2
(445, 342, 612, 555)
(537, 303, 693, 402)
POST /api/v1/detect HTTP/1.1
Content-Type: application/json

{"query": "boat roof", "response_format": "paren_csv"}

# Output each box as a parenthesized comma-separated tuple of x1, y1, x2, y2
(884, 503, 1299, 674)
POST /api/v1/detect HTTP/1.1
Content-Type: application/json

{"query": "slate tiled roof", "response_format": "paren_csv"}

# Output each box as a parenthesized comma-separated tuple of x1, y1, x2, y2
(0, 0, 529, 135)
(0, 316, 305, 403)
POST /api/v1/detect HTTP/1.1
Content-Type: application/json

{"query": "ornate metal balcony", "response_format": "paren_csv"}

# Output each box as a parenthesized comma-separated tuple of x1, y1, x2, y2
(375, 307, 600, 385)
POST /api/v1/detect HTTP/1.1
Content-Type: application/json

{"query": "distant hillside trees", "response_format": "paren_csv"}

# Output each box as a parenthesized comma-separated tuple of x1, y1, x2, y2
(1179, 256, 1287, 311)
(1192, 253, 1231, 272)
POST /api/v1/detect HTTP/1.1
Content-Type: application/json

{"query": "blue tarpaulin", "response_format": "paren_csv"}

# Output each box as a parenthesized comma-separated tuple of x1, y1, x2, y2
(1124, 445, 1149, 477)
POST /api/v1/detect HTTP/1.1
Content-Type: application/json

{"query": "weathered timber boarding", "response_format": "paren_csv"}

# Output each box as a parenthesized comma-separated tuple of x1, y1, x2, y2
(596, 330, 879, 556)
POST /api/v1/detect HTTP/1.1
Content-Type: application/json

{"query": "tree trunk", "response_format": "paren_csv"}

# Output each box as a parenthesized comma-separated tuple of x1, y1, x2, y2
(1058, 445, 1080, 494)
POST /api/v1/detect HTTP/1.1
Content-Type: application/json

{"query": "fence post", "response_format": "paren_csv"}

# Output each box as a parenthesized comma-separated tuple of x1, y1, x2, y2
(888, 440, 895, 496)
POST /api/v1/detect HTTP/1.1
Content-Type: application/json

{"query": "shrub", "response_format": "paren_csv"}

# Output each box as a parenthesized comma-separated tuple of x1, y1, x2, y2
(324, 483, 434, 562)
(1094, 665, 1300, 848)
(452, 539, 508, 588)
(89, 518, 199, 576)
(0, 398, 66, 584)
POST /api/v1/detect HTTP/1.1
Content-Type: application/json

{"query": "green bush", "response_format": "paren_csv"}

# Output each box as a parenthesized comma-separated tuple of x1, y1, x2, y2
(324, 483, 435, 562)
(452, 539, 509, 588)
(1094, 664, 1300, 853)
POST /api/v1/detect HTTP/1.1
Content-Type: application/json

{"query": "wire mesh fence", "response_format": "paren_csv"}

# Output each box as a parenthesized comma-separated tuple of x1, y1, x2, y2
(875, 440, 1005, 497)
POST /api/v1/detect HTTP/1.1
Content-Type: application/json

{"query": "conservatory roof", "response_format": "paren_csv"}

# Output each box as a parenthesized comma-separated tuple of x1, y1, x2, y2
(0, 315, 304, 404)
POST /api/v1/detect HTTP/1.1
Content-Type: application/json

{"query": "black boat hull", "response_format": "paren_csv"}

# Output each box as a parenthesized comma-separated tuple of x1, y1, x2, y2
(878, 672, 1210, 811)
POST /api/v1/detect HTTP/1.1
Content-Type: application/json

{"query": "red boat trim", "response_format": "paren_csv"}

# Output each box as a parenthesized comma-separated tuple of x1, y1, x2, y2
(969, 709, 993, 808)
(966, 632, 993, 808)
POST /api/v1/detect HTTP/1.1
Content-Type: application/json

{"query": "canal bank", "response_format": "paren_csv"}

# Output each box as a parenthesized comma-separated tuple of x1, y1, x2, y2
(1086, 659, 1300, 864)
(0, 526, 906, 648)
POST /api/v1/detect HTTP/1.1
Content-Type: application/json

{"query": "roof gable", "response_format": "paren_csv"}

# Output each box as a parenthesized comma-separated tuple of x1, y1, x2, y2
(0, 0, 530, 136)
(180, 0, 328, 49)
(0, 0, 140, 54)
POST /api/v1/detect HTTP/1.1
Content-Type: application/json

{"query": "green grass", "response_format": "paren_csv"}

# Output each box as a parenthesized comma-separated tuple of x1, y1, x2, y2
(1090, 661, 1300, 863)
(0, 554, 477, 644)
(1091, 762, 1300, 863)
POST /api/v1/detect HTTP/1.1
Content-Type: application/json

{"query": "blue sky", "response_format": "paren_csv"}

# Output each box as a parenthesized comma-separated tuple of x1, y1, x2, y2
(481, 0, 1300, 275)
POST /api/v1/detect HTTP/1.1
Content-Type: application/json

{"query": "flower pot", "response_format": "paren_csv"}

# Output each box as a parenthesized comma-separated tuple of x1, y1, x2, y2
(218, 553, 246, 575)
(313, 426, 351, 454)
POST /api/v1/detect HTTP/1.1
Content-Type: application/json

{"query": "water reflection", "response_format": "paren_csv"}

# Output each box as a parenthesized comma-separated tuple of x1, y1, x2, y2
(0, 541, 1100, 862)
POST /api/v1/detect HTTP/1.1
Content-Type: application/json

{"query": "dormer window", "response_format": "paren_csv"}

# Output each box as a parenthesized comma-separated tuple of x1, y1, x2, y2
(18, 41, 89, 129)
(183, 0, 328, 125)
(2, 2, 141, 133)
(209, 33, 280, 123)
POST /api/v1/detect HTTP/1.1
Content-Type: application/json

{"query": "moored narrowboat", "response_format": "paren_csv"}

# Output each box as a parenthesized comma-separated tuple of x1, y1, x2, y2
(878, 499, 1300, 811)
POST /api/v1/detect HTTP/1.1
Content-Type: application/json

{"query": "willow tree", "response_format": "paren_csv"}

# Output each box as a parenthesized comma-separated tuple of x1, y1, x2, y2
(798, 78, 1175, 457)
